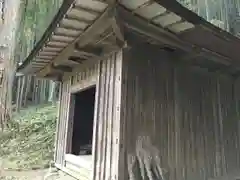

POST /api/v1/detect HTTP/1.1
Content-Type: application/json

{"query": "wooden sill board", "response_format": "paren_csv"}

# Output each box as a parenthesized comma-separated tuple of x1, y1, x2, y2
(55, 163, 90, 180)
(65, 154, 92, 171)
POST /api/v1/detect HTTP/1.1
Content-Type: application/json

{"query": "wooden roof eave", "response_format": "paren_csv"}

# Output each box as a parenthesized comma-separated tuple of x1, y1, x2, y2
(117, 0, 240, 74)
(17, 0, 240, 80)
(17, 0, 122, 80)
(36, 6, 118, 78)
(17, 0, 113, 78)
(117, 6, 233, 66)
(154, 0, 240, 70)
(17, 0, 75, 74)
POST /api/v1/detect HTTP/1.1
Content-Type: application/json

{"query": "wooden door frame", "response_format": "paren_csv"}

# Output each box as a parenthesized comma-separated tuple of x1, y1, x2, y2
(63, 68, 99, 172)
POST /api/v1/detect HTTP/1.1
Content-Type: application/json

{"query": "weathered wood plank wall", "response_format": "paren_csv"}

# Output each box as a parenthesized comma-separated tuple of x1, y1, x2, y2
(92, 51, 124, 180)
(54, 51, 124, 180)
(122, 46, 240, 180)
(55, 78, 71, 166)
(54, 61, 98, 167)
(54, 45, 240, 180)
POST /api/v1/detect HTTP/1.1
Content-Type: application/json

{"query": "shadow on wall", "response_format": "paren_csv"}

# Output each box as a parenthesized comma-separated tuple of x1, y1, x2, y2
(127, 136, 169, 180)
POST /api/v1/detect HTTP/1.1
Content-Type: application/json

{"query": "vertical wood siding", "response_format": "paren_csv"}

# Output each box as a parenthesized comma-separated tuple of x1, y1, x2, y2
(122, 46, 240, 180)
(93, 51, 124, 180)
(54, 82, 62, 163)
(71, 62, 99, 90)
(54, 46, 240, 180)
(55, 79, 71, 166)
(54, 62, 99, 167)
(54, 51, 124, 180)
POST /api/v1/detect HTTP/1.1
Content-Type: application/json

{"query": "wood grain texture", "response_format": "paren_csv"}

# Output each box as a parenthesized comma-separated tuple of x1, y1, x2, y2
(121, 45, 240, 180)
(54, 60, 98, 168)
(55, 51, 124, 180)
(92, 51, 124, 180)
(55, 45, 240, 180)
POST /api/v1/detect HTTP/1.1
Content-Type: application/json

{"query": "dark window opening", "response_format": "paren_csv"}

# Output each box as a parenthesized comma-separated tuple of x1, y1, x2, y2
(71, 86, 96, 156)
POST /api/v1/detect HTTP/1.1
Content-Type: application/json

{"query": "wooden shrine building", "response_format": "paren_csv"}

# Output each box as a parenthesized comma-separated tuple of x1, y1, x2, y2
(17, 0, 240, 180)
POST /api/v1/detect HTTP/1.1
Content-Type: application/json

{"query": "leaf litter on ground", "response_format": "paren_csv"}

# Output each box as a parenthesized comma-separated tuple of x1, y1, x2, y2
(0, 103, 58, 171)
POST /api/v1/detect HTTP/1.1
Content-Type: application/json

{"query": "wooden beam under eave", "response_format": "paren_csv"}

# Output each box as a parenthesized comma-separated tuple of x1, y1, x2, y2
(73, 50, 99, 59)
(68, 56, 85, 64)
(51, 6, 115, 65)
(117, 6, 191, 51)
(98, 0, 116, 5)
(35, 6, 115, 77)
(118, 6, 235, 67)
(17, 0, 76, 73)
(74, 43, 103, 57)
(36, 64, 52, 77)
(36, 63, 63, 77)
(52, 64, 73, 72)
(111, 14, 125, 47)
(67, 60, 81, 65)
(44, 73, 62, 81)
(176, 48, 202, 62)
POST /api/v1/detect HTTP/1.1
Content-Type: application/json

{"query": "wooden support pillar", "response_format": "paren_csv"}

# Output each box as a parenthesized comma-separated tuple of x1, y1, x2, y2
(92, 49, 126, 180)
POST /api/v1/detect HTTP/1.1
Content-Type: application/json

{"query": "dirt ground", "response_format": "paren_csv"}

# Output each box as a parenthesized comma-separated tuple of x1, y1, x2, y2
(0, 169, 48, 180)
(0, 169, 76, 180)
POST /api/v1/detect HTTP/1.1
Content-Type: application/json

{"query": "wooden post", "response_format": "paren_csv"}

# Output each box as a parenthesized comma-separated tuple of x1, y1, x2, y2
(174, 65, 182, 180)
(54, 82, 62, 163)
(16, 77, 21, 112)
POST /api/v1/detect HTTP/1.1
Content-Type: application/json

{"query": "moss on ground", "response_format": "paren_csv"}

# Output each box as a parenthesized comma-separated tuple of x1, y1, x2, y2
(0, 103, 57, 170)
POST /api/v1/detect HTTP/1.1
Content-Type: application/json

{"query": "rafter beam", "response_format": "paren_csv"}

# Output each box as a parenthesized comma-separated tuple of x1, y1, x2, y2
(17, 0, 76, 73)
(37, 63, 69, 77)
(37, 6, 115, 77)
(52, 64, 73, 72)
(68, 59, 82, 64)
(99, 0, 116, 5)
(117, 5, 233, 66)
(74, 43, 102, 57)
(36, 64, 56, 77)
(69, 56, 85, 64)
(111, 14, 125, 47)
(57, 6, 114, 62)
(117, 6, 190, 51)
(44, 73, 62, 81)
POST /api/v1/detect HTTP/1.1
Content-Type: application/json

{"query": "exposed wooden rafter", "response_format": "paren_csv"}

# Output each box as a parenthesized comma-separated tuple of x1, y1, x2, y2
(44, 72, 62, 81)
(17, 0, 76, 73)
(74, 43, 102, 57)
(111, 13, 125, 47)
(37, 6, 115, 77)
(117, 6, 234, 67)
(52, 64, 73, 72)
(74, 8, 114, 48)
(103, 0, 117, 5)
(116, 6, 191, 51)
(68, 56, 85, 64)
(18, 0, 240, 79)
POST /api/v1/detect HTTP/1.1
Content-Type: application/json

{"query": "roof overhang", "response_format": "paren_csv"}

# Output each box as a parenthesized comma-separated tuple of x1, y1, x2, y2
(17, 0, 240, 80)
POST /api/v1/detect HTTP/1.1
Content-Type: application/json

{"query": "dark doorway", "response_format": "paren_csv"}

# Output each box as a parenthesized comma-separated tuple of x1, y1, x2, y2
(71, 86, 96, 156)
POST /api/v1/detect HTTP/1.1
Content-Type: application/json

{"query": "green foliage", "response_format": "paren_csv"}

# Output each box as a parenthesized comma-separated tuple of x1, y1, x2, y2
(0, 177, 21, 180)
(0, 104, 57, 170)
(14, 0, 63, 63)
(177, 0, 240, 33)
